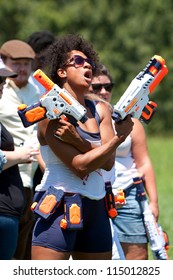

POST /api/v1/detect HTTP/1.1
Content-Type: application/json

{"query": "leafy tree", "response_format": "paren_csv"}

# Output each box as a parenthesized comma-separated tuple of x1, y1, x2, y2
(0, 0, 173, 134)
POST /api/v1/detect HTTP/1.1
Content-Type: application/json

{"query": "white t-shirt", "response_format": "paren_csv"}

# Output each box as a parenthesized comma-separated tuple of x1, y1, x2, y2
(0, 79, 40, 188)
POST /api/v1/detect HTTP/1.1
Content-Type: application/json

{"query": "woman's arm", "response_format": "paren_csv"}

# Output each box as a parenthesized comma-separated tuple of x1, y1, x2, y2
(39, 114, 133, 179)
(53, 102, 117, 170)
(0, 147, 40, 171)
(131, 118, 159, 220)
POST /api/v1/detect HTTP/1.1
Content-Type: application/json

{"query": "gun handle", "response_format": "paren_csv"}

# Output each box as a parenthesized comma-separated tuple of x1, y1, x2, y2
(18, 102, 46, 127)
(140, 101, 157, 124)
(112, 111, 121, 123)
(33, 69, 55, 91)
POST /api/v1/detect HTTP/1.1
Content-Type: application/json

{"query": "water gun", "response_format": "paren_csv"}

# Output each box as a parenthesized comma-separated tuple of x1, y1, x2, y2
(18, 69, 88, 127)
(112, 55, 168, 124)
(134, 177, 170, 260)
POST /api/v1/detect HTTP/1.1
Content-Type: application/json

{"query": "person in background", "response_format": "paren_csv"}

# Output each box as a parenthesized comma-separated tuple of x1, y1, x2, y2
(26, 30, 56, 188)
(90, 64, 159, 260)
(89, 64, 125, 260)
(0, 57, 39, 260)
(31, 33, 134, 260)
(0, 39, 43, 260)
(26, 30, 56, 96)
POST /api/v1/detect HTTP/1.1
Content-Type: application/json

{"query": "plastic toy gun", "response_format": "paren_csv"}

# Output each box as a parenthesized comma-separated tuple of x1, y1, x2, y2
(112, 55, 168, 124)
(18, 69, 88, 127)
(134, 177, 170, 260)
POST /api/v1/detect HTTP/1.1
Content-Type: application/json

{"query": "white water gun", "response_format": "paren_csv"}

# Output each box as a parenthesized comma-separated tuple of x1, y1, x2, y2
(112, 55, 168, 124)
(18, 69, 87, 127)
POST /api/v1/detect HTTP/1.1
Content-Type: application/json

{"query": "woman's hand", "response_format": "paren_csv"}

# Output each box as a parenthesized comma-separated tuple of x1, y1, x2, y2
(54, 118, 80, 144)
(114, 115, 134, 143)
(15, 146, 40, 163)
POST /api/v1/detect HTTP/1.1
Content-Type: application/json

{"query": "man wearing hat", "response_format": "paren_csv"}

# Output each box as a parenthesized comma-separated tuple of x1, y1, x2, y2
(0, 39, 43, 260)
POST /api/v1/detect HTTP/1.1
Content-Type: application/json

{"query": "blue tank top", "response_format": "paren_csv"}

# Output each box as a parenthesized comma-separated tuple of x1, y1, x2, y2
(76, 99, 101, 142)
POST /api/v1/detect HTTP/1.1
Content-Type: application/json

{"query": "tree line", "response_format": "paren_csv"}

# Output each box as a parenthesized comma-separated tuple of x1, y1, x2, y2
(0, 0, 173, 134)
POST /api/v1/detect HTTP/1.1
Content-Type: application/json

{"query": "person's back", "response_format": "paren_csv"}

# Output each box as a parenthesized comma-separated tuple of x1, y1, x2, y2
(0, 39, 40, 259)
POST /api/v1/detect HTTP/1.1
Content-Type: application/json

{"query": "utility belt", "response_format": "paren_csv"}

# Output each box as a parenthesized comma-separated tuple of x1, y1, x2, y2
(31, 186, 83, 230)
(31, 179, 140, 226)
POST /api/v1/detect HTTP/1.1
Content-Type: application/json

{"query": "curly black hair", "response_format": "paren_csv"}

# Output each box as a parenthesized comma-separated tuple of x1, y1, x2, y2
(45, 33, 99, 86)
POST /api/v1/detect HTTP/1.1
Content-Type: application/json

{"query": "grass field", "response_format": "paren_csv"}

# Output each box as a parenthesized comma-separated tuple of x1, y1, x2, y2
(146, 136, 173, 260)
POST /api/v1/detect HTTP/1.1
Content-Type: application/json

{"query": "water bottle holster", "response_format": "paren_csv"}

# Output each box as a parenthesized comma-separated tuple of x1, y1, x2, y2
(31, 186, 64, 220)
(104, 181, 118, 219)
(60, 193, 83, 230)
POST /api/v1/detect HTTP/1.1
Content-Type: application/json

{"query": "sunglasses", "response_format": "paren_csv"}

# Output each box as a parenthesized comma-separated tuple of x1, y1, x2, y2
(65, 55, 96, 70)
(0, 76, 6, 84)
(91, 83, 114, 93)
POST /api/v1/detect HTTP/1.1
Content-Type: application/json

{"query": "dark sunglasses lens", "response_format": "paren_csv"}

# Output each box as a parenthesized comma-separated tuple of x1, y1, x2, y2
(0, 76, 6, 84)
(74, 56, 85, 66)
(104, 84, 114, 91)
(92, 83, 114, 92)
(92, 84, 102, 92)
(74, 56, 95, 69)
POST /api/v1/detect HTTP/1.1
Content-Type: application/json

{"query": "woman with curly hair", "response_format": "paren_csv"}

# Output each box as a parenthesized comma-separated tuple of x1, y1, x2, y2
(31, 34, 133, 260)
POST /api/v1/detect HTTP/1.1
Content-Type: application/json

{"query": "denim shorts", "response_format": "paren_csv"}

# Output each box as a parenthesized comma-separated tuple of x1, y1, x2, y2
(112, 185, 148, 244)
(32, 192, 112, 253)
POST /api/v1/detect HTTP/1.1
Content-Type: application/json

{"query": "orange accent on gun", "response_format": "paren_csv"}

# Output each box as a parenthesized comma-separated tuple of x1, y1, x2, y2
(33, 69, 55, 91)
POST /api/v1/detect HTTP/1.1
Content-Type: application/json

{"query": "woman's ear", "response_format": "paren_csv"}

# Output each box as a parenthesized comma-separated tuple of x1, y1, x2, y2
(57, 68, 67, 78)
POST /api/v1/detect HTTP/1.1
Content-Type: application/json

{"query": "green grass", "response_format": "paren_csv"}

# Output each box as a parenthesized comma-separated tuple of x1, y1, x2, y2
(147, 136, 173, 260)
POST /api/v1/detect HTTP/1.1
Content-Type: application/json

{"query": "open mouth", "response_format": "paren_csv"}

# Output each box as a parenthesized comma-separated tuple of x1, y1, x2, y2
(84, 70, 92, 82)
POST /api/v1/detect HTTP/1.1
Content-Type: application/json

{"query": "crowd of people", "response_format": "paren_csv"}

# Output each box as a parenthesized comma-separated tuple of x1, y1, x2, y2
(0, 31, 160, 260)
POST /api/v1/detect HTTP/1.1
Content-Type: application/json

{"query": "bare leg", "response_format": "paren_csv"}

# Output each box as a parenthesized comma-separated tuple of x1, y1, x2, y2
(121, 243, 148, 260)
(72, 251, 112, 260)
(32, 246, 71, 260)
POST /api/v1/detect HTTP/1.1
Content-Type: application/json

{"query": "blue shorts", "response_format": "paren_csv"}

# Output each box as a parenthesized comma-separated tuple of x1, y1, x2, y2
(32, 192, 112, 253)
(112, 185, 148, 244)
(0, 215, 19, 260)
